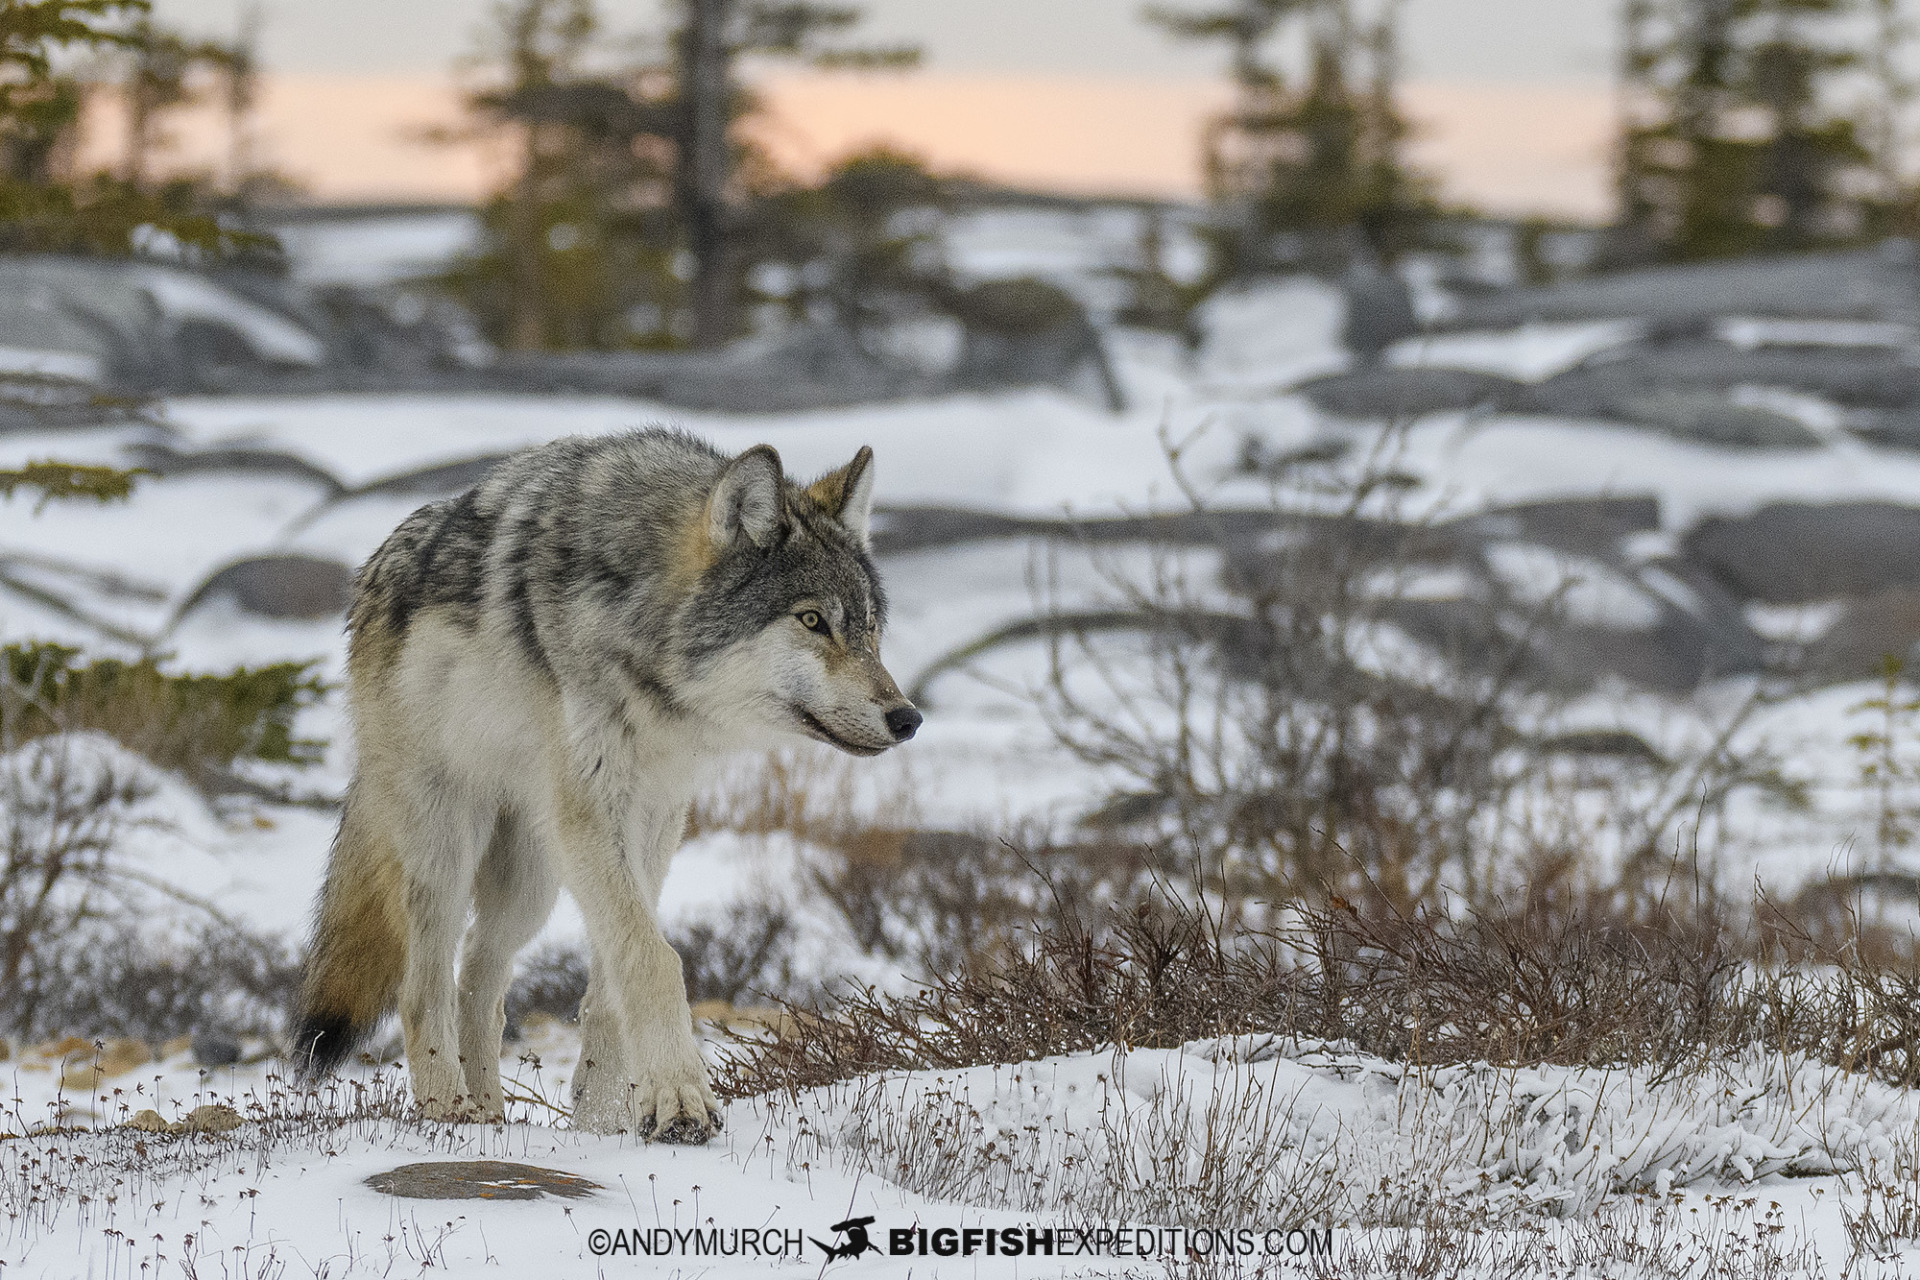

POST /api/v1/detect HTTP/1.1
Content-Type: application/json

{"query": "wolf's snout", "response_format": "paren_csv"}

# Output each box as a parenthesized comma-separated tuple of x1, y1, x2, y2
(885, 706, 922, 742)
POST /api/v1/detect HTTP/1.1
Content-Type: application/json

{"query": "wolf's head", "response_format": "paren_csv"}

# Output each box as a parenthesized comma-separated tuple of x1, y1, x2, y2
(674, 443, 919, 756)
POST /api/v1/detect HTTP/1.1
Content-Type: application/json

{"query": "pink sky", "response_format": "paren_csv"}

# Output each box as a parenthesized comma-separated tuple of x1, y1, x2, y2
(83, 71, 1618, 220)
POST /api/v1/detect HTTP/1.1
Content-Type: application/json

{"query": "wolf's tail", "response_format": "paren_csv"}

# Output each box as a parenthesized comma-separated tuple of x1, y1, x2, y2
(292, 787, 407, 1078)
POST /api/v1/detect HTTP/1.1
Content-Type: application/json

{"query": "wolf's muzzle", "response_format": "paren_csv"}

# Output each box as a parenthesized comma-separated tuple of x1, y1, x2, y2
(885, 706, 922, 742)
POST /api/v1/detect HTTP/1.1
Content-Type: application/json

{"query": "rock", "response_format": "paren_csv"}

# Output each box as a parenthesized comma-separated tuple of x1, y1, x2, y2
(1294, 367, 1522, 418)
(1523, 341, 1920, 415)
(945, 278, 1125, 410)
(1804, 588, 1920, 682)
(503, 323, 929, 412)
(1340, 261, 1421, 360)
(178, 554, 354, 620)
(127, 1109, 171, 1133)
(190, 1030, 242, 1067)
(366, 1160, 601, 1200)
(1684, 502, 1920, 603)
(1441, 242, 1920, 331)
(1450, 497, 1662, 558)
(1610, 389, 1824, 450)
(1848, 409, 1920, 451)
(175, 1103, 243, 1135)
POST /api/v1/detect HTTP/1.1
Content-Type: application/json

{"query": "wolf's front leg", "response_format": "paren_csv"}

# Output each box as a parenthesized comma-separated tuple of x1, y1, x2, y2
(555, 790, 720, 1143)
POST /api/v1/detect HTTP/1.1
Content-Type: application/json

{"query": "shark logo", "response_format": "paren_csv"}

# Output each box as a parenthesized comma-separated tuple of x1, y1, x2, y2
(811, 1216, 881, 1262)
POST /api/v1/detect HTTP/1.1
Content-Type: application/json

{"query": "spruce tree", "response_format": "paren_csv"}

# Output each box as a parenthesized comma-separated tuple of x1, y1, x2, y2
(1618, 0, 1895, 260)
(1148, 0, 1433, 274)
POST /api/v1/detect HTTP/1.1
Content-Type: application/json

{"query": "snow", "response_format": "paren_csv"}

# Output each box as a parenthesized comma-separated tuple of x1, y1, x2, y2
(19, 251, 1920, 1272)
(1387, 317, 1643, 382)
(1717, 315, 1920, 350)
(135, 268, 329, 368)
(265, 210, 486, 289)
(0, 346, 103, 382)
(2, 1030, 1909, 1276)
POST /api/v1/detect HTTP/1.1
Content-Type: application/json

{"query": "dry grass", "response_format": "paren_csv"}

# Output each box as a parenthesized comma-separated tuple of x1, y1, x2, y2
(718, 867, 1920, 1101)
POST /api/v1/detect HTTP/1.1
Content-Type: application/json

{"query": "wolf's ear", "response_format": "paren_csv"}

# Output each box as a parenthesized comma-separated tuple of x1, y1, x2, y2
(708, 445, 786, 551)
(806, 445, 875, 548)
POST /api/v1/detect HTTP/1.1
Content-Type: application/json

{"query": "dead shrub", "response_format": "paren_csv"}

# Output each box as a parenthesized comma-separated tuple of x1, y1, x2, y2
(1013, 429, 1790, 919)
(673, 899, 800, 1003)
(505, 900, 806, 1031)
(5, 919, 299, 1045)
(719, 872, 1920, 1098)
(807, 828, 1160, 972)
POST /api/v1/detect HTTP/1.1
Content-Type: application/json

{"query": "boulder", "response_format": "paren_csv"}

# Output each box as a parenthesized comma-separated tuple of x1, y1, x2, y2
(1441, 242, 1920, 331)
(355, 454, 507, 497)
(1522, 341, 1920, 416)
(1449, 496, 1661, 558)
(945, 277, 1125, 410)
(1684, 503, 1920, 603)
(1804, 588, 1920, 682)
(1340, 261, 1421, 360)
(1294, 367, 1522, 418)
(367, 1160, 601, 1201)
(190, 1030, 243, 1067)
(179, 554, 354, 620)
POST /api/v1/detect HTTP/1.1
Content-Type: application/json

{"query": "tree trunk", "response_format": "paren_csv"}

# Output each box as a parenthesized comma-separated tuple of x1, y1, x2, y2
(508, 124, 546, 351)
(680, 0, 733, 348)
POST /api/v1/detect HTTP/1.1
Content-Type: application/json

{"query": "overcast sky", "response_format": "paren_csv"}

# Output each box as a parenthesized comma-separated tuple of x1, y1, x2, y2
(123, 1, 1624, 213)
(149, 0, 1618, 84)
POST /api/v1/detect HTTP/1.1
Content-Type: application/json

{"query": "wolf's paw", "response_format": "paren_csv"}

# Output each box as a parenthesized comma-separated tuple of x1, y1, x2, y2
(633, 1076, 724, 1145)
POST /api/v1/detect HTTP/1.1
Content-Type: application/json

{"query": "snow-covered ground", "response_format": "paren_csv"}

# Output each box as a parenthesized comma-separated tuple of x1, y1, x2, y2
(13, 266, 1920, 1274)
(6, 1024, 1916, 1277)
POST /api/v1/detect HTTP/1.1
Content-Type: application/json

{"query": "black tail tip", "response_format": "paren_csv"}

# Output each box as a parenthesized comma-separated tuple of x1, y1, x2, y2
(290, 1012, 361, 1080)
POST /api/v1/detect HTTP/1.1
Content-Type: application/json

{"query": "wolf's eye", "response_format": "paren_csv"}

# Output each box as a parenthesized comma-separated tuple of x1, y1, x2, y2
(797, 610, 830, 636)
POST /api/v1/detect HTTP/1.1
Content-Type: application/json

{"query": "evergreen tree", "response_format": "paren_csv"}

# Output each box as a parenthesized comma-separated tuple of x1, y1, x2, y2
(0, 0, 274, 258)
(1148, 0, 1433, 274)
(451, 0, 915, 351)
(1618, 0, 1896, 260)
(671, 0, 918, 346)
(447, 0, 679, 351)
(745, 145, 948, 348)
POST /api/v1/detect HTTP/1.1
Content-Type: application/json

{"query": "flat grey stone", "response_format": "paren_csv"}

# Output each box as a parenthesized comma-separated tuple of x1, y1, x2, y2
(179, 554, 354, 620)
(365, 1160, 601, 1201)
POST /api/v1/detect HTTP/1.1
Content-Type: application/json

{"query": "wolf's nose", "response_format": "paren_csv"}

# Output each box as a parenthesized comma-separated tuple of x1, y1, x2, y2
(885, 706, 922, 742)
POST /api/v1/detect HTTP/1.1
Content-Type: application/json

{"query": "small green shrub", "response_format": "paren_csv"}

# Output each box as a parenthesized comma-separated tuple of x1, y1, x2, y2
(0, 460, 141, 508)
(0, 641, 327, 786)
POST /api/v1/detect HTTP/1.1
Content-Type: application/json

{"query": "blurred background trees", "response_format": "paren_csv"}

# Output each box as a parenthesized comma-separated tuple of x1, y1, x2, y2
(1617, 0, 1918, 262)
(445, 0, 920, 352)
(0, 0, 280, 257)
(1147, 0, 1438, 276)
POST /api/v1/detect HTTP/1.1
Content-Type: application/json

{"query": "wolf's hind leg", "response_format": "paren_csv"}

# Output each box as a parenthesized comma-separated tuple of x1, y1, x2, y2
(394, 790, 493, 1121)
(457, 809, 558, 1121)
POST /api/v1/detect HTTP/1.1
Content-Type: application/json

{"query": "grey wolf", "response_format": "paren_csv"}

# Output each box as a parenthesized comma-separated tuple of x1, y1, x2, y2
(292, 429, 919, 1142)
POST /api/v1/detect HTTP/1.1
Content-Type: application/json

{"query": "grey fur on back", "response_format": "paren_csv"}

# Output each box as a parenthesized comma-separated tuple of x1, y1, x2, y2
(350, 427, 887, 712)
